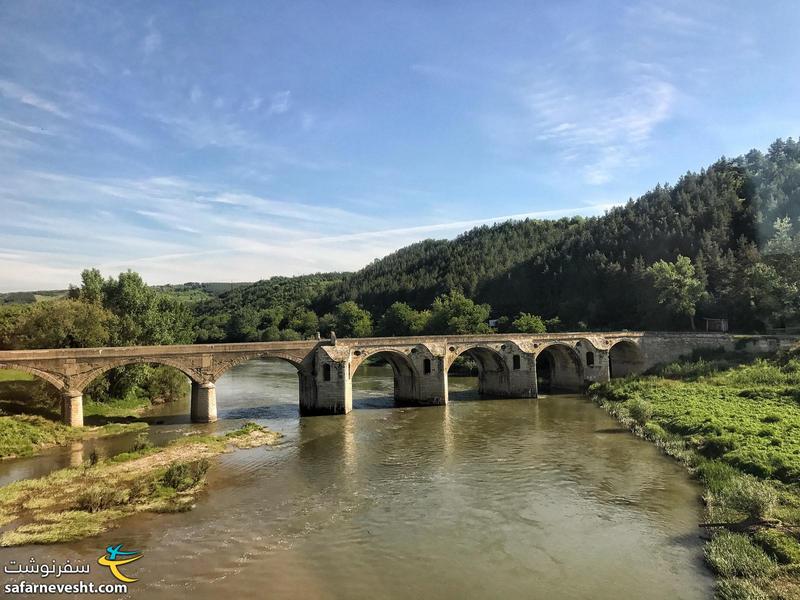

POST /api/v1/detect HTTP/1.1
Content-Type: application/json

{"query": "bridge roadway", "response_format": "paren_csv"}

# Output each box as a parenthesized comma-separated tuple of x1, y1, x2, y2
(0, 331, 794, 426)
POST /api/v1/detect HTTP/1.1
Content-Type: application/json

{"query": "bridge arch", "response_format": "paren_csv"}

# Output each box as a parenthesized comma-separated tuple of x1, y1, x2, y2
(0, 363, 66, 392)
(447, 343, 514, 398)
(350, 348, 421, 405)
(535, 343, 583, 393)
(608, 339, 645, 378)
(211, 351, 309, 382)
(72, 357, 202, 393)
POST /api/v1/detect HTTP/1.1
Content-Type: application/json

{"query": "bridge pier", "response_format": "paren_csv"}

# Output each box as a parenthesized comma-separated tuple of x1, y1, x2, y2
(191, 382, 217, 423)
(61, 391, 83, 427)
(300, 359, 352, 416)
(413, 356, 448, 405)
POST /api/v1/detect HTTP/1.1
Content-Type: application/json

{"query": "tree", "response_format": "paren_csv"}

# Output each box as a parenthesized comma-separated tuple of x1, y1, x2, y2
(284, 306, 319, 338)
(744, 262, 798, 329)
(331, 302, 373, 337)
(378, 302, 430, 336)
(647, 255, 708, 330)
(512, 312, 547, 333)
(426, 290, 491, 335)
(15, 300, 116, 349)
(225, 306, 260, 342)
(79, 268, 105, 305)
(764, 217, 799, 255)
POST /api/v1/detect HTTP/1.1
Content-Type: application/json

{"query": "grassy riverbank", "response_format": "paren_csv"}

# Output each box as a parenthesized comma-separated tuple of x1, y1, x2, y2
(0, 369, 151, 458)
(0, 422, 281, 546)
(590, 349, 800, 600)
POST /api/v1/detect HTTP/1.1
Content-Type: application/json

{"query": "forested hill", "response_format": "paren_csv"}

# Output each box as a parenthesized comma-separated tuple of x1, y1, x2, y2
(314, 138, 800, 331)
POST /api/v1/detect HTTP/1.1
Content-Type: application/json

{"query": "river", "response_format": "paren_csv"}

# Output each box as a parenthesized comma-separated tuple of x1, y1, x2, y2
(0, 359, 713, 599)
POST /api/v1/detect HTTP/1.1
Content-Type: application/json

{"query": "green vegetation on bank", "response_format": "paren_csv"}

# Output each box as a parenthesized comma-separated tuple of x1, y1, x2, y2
(0, 414, 147, 459)
(590, 349, 800, 599)
(0, 422, 282, 546)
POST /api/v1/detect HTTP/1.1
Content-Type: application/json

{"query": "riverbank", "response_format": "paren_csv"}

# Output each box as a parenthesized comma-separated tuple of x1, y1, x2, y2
(0, 422, 282, 546)
(0, 369, 168, 458)
(590, 349, 800, 600)
(0, 414, 147, 459)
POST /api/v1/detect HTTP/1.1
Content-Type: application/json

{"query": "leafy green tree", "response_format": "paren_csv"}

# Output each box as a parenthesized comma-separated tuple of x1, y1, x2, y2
(15, 300, 116, 349)
(279, 328, 303, 341)
(647, 255, 708, 330)
(744, 262, 799, 329)
(79, 268, 105, 305)
(378, 302, 430, 336)
(330, 301, 373, 337)
(426, 290, 491, 335)
(225, 305, 260, 342)
(284, 307, 319, 338)
(765, 217, 799, 255)
(512, 312, 547, 333)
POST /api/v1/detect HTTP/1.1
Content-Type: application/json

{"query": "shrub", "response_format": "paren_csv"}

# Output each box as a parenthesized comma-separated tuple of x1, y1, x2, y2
(131, 433, 152, 453)
(75, 484, 129, 513)
(704, 531, 775, 578)
(644, 421, 667, 441)
(627, 398, 653, 426)
(695, 460, 739, 496)
(701, 434, 740, 459)
(161, 459, 210, 492)
(753, 529, 800, 565)
(714, 578, 769, 600)
(719, 476, 778, 520)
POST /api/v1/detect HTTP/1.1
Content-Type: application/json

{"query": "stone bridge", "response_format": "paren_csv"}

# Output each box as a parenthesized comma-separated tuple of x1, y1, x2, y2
(0, 332, 794, 426)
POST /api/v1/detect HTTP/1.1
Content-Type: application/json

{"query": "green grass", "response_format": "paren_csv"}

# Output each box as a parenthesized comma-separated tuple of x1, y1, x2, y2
(83, 395, 151, 418)
(0, 414, 147, 459)
(0, 370, 34, 382)
(704, 531, 775, 578)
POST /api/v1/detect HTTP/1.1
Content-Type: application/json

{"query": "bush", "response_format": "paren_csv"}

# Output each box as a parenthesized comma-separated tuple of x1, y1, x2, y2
(161, 459, 210, 492)
(704, 531, 775, 578)
(714, 578, 769, 600)
(702, 434, 740, 459)
(753, 529, 800, 565)
(627, 398, 653, 426)
(643, 421, 667, 441)
(75, 485, 129, 513)
(719, 476, 778, 520)
(695, 460, 739, 496)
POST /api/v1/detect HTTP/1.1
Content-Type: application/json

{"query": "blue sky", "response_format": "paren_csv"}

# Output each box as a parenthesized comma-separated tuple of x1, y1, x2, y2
(1, 1, 799, 291)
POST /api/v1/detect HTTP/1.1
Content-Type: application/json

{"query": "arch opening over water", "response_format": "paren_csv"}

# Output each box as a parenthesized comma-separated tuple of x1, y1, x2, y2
(350, 350, 419, 408)
(609, 340, 645, 379)
(447, 346, 509, 400)
(535, 344, 583, 393)
(214, 356, 302, 421)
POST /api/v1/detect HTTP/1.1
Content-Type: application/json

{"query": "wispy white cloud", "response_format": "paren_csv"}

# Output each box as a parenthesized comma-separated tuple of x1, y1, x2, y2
(0, 80, 69, 118)
(142, 18, 162, 56)
(268, 91, 291, 115)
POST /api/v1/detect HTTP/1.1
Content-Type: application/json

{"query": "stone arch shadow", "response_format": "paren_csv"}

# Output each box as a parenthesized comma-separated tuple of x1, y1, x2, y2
(446, 344, 514, 399)
(608, 340, 645, 378)
(350, 348, 422, 406)
(535, 343, 584, 393)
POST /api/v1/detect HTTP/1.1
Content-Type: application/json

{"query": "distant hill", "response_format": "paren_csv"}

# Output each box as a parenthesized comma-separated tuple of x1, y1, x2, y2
(2, 282, 251, 306)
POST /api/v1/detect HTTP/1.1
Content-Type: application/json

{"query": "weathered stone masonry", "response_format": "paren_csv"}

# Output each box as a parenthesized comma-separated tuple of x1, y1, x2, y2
(0, 332, 795, 426)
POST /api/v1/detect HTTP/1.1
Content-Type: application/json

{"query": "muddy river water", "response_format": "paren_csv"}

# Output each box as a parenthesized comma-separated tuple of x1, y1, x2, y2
(0, 359, 712, 599)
